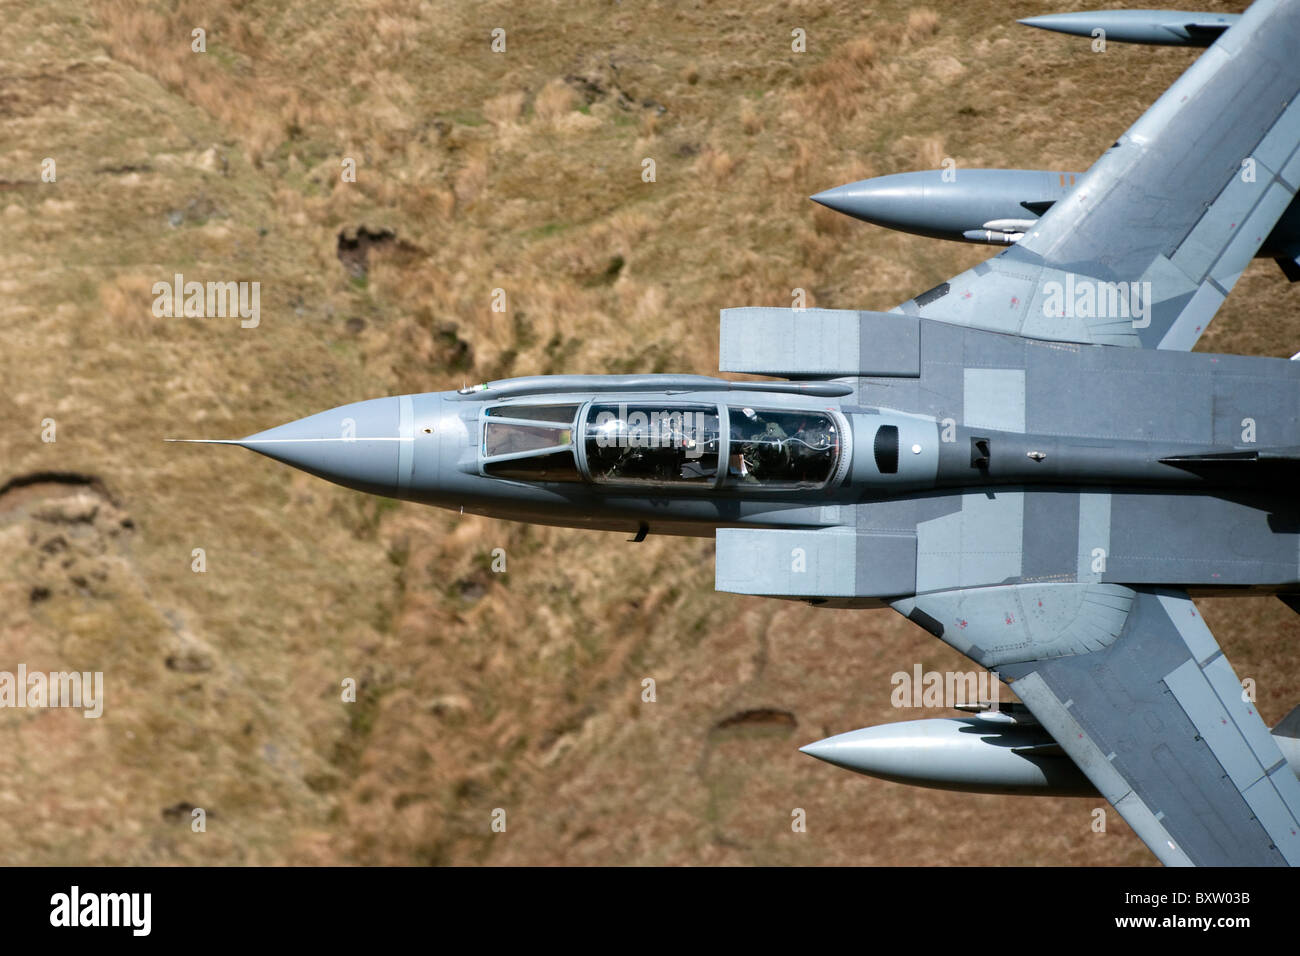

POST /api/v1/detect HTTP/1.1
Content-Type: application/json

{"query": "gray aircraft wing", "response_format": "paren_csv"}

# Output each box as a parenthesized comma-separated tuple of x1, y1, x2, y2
(891, 587, 1300, 865)
(895, 0, 1300, 349)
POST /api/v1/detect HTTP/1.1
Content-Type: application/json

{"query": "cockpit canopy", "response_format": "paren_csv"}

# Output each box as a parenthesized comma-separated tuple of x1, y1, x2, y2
(726, 406, 838, 488)
(481, 400, 841, 491)
(585, 403, 721, 485)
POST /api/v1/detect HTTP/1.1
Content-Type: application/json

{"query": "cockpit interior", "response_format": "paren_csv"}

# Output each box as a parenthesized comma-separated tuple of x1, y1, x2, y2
(480, 401, 841, 490)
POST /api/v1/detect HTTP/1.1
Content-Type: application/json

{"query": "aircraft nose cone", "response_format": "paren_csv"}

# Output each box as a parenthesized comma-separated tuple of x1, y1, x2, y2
(239, 396, 407, 495)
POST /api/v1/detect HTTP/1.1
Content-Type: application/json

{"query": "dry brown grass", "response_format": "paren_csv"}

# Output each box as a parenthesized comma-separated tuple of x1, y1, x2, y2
(844, 36, 879, 70)
(484, 90, 526, 126)
(453, 155, 490, 207)
(639, 110, 662, 138)
(695, 147, 741, 185)
(533, 79, 576, 121)
(97, 275, 160, 340)
(801, 37, 883, 122)
(889, 133, 948, 171)
(906, 9, 941, 42)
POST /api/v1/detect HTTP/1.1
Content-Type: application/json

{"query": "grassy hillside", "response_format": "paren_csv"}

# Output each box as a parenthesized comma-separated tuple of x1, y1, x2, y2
(0, 0, 1292, 865)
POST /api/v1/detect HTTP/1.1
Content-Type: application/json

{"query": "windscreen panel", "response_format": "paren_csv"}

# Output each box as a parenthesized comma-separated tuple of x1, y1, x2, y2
(485, 404, 579, 424)
(483, 450, 582, 483)
(484, 421, 573, 457)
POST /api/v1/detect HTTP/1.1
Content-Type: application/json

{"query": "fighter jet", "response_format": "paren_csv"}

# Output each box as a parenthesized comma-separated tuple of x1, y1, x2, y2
(178, 0, 1300, 865)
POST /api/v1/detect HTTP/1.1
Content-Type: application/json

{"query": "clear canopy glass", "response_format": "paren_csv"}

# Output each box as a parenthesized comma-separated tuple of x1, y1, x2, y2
(726, 407, 838, 488)
(480, 400, 840, 490)
(584, 403, 721, 485)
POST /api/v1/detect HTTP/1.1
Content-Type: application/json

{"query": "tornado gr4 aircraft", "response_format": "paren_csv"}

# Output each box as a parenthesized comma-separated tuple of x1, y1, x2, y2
(178, 0, 1300, 864)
